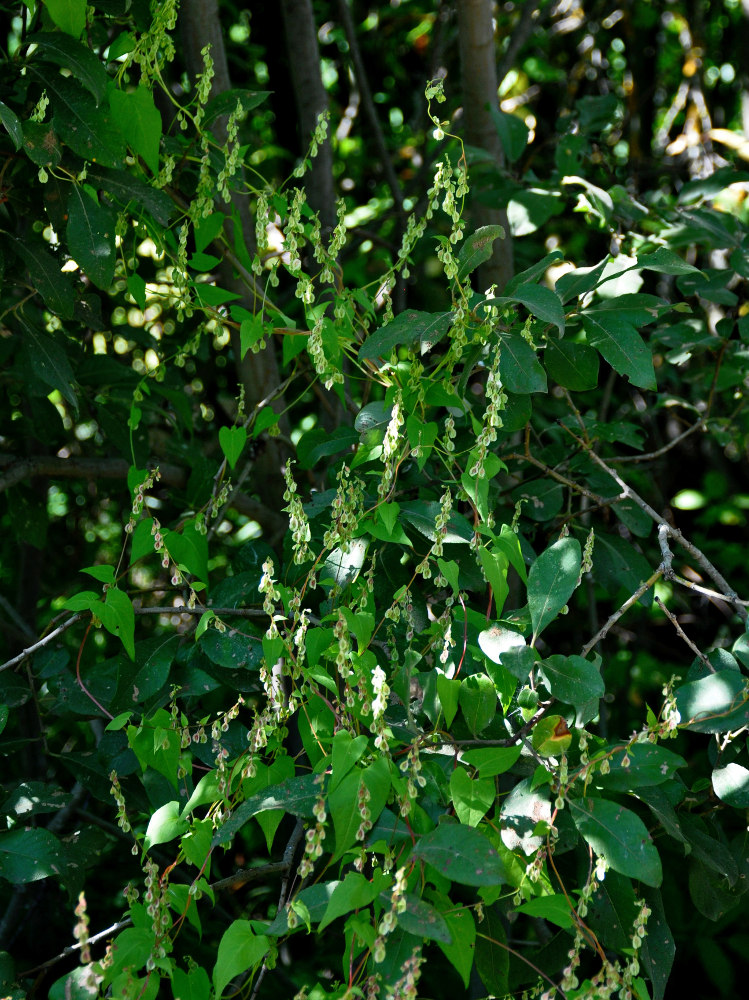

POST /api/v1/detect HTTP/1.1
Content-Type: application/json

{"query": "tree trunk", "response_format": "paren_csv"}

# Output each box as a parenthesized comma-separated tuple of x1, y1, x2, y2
(280, 0, 337, 233)
(456, 0, 514, 292)
(180, 0, 290, 526)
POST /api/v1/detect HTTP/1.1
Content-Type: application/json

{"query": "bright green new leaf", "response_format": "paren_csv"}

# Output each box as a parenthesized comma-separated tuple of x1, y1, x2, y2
(411, 823, 506, 886)
(459, 674, 497, 735)
(330, 730, 369, 791)
(101, 587, 135, 659)
(462, 746, 521, 778)
(213, 921, 269, 999)
(109, 85, 162, 174)
(318, 870, 389, 932)
(219, 425, 247, 469)
(437, 673, 460, 726)
(570, 797, 662, 887)
(171, 965, 211, 1000)
(45, 0, 86, 37)
(450, 767, 495, 826)
(528, 536, 581, 640)
(144, 801, 188, 850)
(516, 893, 575, 928)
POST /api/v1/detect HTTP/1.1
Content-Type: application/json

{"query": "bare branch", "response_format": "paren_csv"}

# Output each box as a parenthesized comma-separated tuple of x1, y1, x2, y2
(655, 596, 714, 672)
(581, 568, 663, 658)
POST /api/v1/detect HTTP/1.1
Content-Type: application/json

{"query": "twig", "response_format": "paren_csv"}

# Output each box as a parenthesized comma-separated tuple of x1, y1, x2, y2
(608, 420, 704, 463)
(654, 596, 714, 672)
(581, 569, 663, 658)
(23, 844, 304, 977)
(0, 612, 85, 673)
(563, 428, 748, 623)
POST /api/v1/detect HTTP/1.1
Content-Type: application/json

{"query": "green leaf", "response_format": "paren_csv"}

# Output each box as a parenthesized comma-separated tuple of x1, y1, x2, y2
(456, 225, 506, 282)
(358, 310, 452, 363)
(330, 730, 369, 791)
(212, 921, 269, 999)
(144, 801, 188, 850)
(497, 333, 547, 393)
(437, 673, 460, 726)
(500, 778, 552, 855)
(537, 654, 605, 707)
(88, 165, 173, 226)
(0, 100, 23, 149)
(399, 501, 473, 544)
(318, 870, 388, 932)
(570, 797, 662, 887)
(436, 903, 476, 986)
(474, 903, 509, 997)
(450, 767, 494, 826)
(711, 763, 749, 807)
(544, 339, 599, 390)
(478, 625, 526, 664)
(501, 284, 565, 334)
(48, 75, 125, 166)
(203, 89, 271, 127)
(675, 670, 749, 733)
(67, 185, 116, 289)
(516, 893, 575, 928)
(532, 715, 572, 756)
(595, 744, 686, 793)
(527, 536, 581, 640)
(109, 86, 161, 174)
(329, 757, 390, 860)
(459, 674, 497, 735)
(637, 247, 701, 275)
(82, 564, 115, 584)
(170, 966, 211, 1000)
(29, 32, 108, 104)
(411, 823, 506, 886)
(396, 893, 452, 943)
(10, 238, 74, 319)
(555, 258, 609, 302)
(215, 774, 327, 846)
(582, 314, 656, 390)
(45, 0, 86, 36)
(0, 828, 63, 883)
(100, 587, 135, 659)
(164, 523, 209, 584)
(462, 746, 521, 778)
(219, 425, 247, 469)
(17, 317, 78, 410)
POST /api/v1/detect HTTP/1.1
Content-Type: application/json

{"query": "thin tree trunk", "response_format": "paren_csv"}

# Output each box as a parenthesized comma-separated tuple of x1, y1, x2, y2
(180, 0, 290, 521)
(456, 0, 514, 292)
(280, 0, 337, 233)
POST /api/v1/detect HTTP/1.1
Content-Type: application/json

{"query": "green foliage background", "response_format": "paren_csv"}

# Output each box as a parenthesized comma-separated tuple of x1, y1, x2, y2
(2, 1, 749, 998)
